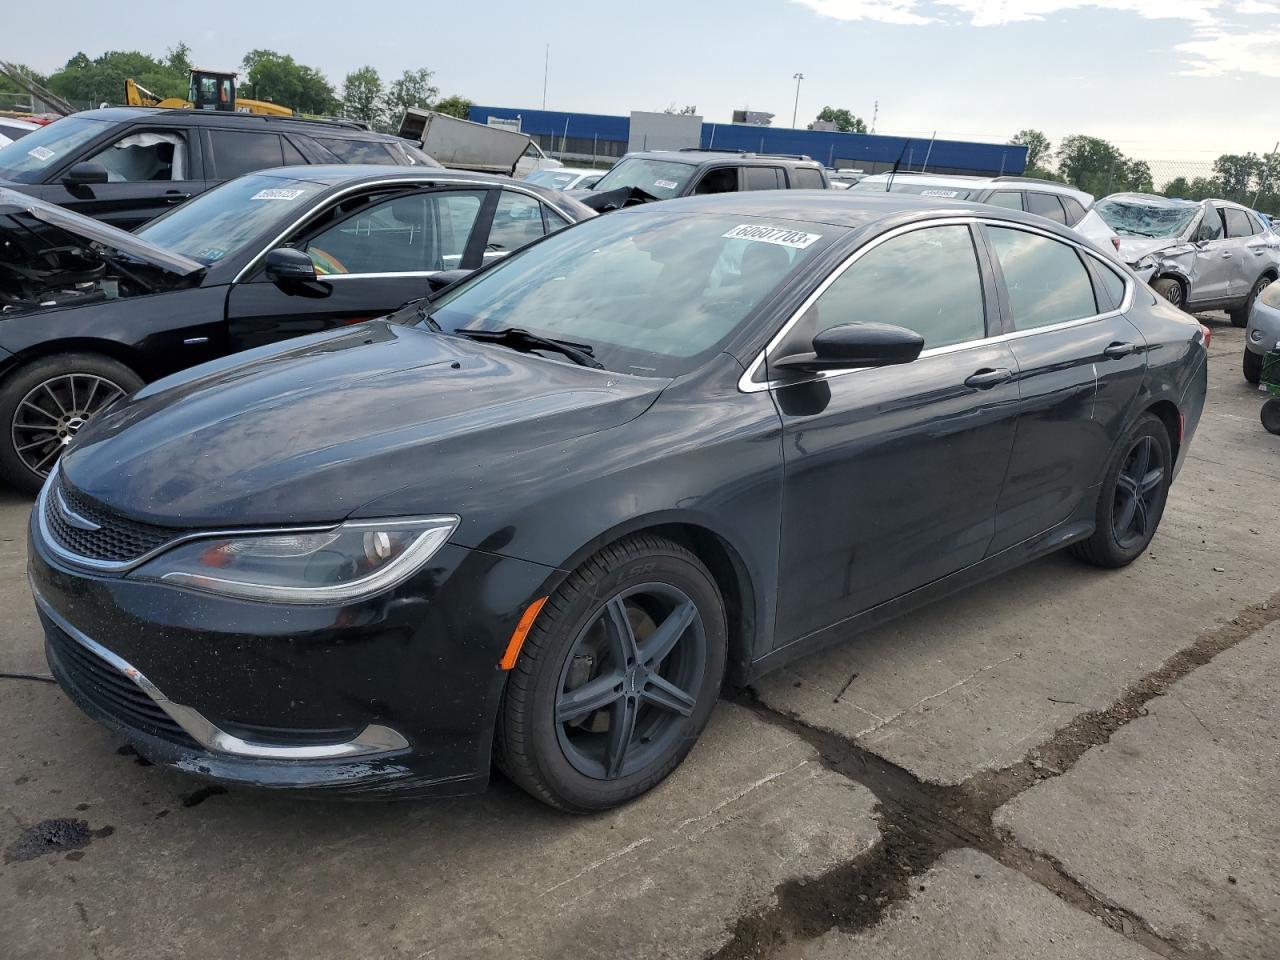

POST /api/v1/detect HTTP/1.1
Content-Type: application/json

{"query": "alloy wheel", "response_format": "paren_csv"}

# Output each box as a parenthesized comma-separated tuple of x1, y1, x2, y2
(1164, 283, 1183, 307)
(1111, 435, 1165, 549)
(11, 374, 125, 479)
(554, 583, 706, 780)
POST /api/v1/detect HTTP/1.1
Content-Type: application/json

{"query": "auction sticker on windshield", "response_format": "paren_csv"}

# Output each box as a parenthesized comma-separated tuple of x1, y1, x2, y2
(27, 146, 54, 161)
(250, 188, 306, 201)
(654, 179, 679, 190)
(722, 224, 822, 249)
(921, 189, 961, 197)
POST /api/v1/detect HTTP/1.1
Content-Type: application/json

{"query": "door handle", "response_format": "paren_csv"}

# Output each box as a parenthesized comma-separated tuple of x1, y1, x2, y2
(164, 192, 191, 204)
(1221, 251, 1233, 259)
(1103, 341, 1136, 359)
(965, 367, 1013, 389)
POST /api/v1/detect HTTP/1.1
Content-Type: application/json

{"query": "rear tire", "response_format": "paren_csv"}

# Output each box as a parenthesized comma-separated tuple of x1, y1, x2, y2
(1151, 277, 1186, 312)
(1070, 413, 1172, 569)
(1263, 399, 1280, 436)
(496, 534, 726, 812)
(1229, 276, 1271, 328)
(1244, 349, 1263, 385)
(0, 354, 142, 495)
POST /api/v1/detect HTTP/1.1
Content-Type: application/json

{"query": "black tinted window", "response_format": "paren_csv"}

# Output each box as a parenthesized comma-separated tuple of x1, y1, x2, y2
(744, 167, 783, 191)
(1061, 196, 1087, 225)
(282, 137, 306, 164)
(987, 191, 1023, 210)
(209, 130, 285, 179)
(794, 167, 825, 189)
(1027, 192, 1068, 224)
(1197, 209, 1225, 241)
(988, 227, 1097, 329)
(806, 225, 985, 349)
(314, 137, 398, 165)
(1093, 260, 1126, 310)
(693, 168, 738, 194)
(1224, 207, 1255, 238)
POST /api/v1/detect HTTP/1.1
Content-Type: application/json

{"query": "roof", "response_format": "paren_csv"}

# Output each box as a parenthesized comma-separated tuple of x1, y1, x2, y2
(1101, 192, 1203, 208)
(610, 189, 1072, 233)
(67, 107, 390, 138)
(857, 171, 1093, 206)
(622, 150, 821, 166)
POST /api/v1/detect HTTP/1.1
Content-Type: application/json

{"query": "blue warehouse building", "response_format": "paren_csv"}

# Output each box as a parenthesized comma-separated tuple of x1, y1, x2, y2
(470, 105, 1027, 176)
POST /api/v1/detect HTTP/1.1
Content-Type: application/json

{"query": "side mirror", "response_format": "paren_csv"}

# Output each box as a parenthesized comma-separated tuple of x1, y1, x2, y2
(425, 268, 474, 293)
(264, 247, 317, 284)
(772, 322, 925, 373)
(62, 161, 108, 186)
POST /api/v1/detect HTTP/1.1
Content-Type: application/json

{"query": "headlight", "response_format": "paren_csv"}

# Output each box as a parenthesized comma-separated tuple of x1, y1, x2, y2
(1261, 281, 1280, 309)
(130, 516, 458, 603)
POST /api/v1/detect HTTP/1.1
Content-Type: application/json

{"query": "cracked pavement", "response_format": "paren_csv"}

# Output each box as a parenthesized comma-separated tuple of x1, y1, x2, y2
(1, 320, 1276, 960)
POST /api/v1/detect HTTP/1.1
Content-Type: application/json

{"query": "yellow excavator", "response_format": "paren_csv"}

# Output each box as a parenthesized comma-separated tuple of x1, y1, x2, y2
(125, 68, 294, 117)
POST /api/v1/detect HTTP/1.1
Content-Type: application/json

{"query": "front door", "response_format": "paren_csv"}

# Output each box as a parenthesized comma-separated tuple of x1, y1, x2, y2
(225, 187, 493, 352)
(770, 223, 1020, 646)
(982, 224, 1147, 551)
(1189, 204, 1236, 305)
(41, 127, 207, 230)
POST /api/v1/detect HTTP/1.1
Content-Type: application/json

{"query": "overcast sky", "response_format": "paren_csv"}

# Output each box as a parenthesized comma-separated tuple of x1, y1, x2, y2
(10, 0, 1279, 165)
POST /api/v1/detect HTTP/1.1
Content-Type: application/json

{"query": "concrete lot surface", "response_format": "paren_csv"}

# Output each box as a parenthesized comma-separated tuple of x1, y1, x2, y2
(1, 320, 1276, 960)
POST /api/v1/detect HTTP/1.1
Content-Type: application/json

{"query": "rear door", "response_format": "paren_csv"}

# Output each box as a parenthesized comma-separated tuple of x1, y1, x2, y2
(769, 222, 1020, 645)
(686, 165, 741, 196)
(39, 124, 209, 230)
(1222, 205, 1261, 298)
(224, 185, 492, 351)
(984, 223, 1147, 551)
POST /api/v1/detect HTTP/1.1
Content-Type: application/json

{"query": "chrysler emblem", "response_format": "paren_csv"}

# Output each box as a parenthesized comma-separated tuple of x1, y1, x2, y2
(56, 489, 101, 532)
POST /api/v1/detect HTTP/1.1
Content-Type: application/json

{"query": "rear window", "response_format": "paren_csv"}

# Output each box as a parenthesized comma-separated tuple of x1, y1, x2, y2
(793, 167, 825, 189)
(1061, 196, 1087, 225)
(1027, 192, 1068, 224)
(744, 167, 784, 191)
(313, 137, 398, 166)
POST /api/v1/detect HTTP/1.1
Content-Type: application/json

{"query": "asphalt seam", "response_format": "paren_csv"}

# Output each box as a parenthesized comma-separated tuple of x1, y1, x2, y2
(705, 587, 1280, 960)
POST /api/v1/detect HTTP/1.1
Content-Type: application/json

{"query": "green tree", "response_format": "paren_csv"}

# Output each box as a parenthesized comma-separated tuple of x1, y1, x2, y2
(813, 106, 866, 133)
(342, 65, 384, 126)
(1009, 129, 1051, 174)
(661, 103, 698, 115)
(383, 67, 438, 124)
(46, 49, 188, 106)
(1213, 153, 1262, 201)
(1056, 135, 1152, 196)
(240, 49, 337, 115)
(432, 95, 473, 120)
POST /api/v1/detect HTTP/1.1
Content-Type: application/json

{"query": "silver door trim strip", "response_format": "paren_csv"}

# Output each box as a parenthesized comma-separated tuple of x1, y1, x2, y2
(738, 215, 1136, 394)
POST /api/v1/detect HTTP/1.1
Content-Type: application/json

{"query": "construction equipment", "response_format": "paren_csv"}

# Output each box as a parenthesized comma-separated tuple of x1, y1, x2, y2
(125, 69, 293, 117)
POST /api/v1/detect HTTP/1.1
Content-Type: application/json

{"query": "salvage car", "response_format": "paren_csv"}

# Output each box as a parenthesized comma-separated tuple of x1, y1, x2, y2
(0, 169, 592, 491)
(1096, 193, 1279, 325)
(1244, 279, 1280, 383)
(30, 192, 1208, 810)
(578, 149, 830, 211)
(0, 108, 437, 230)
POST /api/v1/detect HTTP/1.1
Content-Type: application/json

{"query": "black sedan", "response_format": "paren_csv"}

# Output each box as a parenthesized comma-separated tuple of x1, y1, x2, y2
(0, 167, 593, 492)
(29, 192, 1208, 811)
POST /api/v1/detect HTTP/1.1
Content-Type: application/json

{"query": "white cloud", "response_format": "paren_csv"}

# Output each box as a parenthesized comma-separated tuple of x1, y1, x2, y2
(1235, 0, 1280, 13)
(1176, 28, 1280, 77)
(787, 0, 935, 24)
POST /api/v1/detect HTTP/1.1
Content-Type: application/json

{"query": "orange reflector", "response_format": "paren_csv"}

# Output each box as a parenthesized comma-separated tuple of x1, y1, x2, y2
(499, 596, 548, 670)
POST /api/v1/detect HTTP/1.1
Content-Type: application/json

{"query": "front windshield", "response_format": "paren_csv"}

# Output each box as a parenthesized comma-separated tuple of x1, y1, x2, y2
(1096, 198, 1199, 238)
(136, 173, 327, 265)
(592, 158, 696, 200)
(425, 210, 835, 377)
(0, 115, 111, 184)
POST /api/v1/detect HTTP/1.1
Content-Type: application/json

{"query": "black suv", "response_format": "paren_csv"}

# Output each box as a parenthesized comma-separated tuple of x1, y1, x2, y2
(0, 108, 435, 230)
(578, 149, 830, 211)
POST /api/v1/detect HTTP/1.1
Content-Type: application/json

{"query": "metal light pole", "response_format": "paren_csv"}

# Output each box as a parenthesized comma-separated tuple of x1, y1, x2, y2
(542, 44, 549, 110)
(791, 73, 804, 129)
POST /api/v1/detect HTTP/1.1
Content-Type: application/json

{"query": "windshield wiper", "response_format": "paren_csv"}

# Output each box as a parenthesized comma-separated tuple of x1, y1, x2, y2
(453, 327, 604, 369)
(414, 299, 442, 332)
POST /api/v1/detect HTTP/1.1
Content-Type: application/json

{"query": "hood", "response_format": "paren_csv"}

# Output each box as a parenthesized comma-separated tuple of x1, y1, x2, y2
(1116, 234, 1190, 265)
(0, 186, 204, 277)
(60, 321, 664, 527)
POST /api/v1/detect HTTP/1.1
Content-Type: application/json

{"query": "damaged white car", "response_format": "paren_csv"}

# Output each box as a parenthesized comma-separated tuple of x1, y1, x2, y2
(1096, 193, 1280, 326)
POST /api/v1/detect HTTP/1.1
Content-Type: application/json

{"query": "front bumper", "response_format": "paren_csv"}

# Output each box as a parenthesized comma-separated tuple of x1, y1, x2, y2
(1245, 297, 1280, 357)
(29, 510, 556, 799)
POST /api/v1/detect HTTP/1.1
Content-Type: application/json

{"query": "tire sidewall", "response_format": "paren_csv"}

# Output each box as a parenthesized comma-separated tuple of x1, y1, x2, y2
(0, 354, 143, 495)
(1095, 414, 1173, 565)
(1152, 277, 1185, 311)
(518, 546, 727, 810)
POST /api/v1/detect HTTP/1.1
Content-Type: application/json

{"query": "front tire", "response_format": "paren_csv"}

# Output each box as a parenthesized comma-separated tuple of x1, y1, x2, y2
(1244, 349, 1263, 385)
(1151, 277, 1186, 312)
(1071, 413, 1173, 569)
(0, 354, 143, 495)
(496, 534, 727, 812)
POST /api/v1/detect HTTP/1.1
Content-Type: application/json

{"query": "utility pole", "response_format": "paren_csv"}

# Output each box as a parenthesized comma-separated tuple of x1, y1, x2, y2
(791, 73, 804, 129)
(1252, 140, 1279, 209)
(542, 44, 549, 111)
(870, 99, 878, 135)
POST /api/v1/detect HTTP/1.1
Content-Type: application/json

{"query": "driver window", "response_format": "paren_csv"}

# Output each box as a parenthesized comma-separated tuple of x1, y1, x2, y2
(693, 167, 739, 195)
(303, 190, 485, 275)
(788, 225, 985, 351)
(483, 190, 548, 258)
(88, 130, 187, 182)
(1196, 209, 1225, 242)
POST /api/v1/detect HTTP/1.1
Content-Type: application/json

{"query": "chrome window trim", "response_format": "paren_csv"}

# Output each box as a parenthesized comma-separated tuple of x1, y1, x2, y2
(35, 594, 409, 761)
(36, 465, 334, 574)
(321, 270, 441, 281)
(738, 215, 1135, 394)
(232, 177, 576, 285)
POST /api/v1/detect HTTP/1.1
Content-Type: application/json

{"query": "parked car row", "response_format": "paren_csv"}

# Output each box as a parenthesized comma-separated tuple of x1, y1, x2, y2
(26, 185, 1208, 810)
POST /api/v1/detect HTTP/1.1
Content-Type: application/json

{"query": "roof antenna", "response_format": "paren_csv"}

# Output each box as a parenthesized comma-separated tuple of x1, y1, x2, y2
(885, 137, 910, 192)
